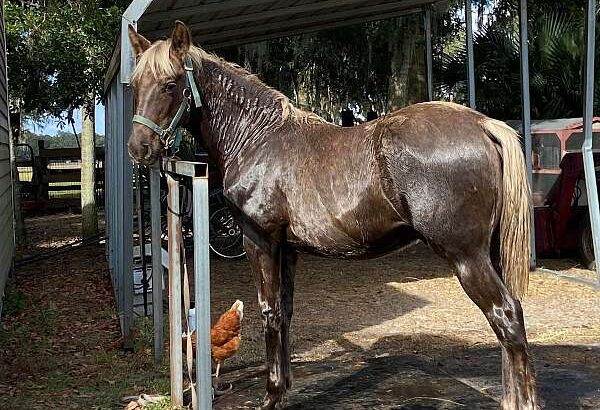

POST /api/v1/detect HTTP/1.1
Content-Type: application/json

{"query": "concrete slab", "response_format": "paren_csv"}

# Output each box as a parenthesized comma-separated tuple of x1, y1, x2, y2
(215, 355, 499, 409)
(212, 344, 600, 409)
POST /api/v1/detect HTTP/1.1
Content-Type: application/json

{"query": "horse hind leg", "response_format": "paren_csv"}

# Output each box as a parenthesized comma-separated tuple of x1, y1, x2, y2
(454, 252, 539, 410)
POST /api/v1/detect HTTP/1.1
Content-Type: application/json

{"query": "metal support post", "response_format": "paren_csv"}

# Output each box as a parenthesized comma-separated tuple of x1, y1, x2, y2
(167, 173, 184, 406)
(135, 165, 149, 315)
(424, 7, 433, 101)
(193, 176, 212, 410)
(519, 0, 536, 269)
(582, 0, 600, 285)
(465, 0, 476, 109)
(150, 163, 164, 362)
(121, 83, 134, 350)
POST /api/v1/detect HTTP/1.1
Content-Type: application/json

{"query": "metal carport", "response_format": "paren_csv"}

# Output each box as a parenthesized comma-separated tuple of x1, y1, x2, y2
(103, 0, 452, 354)
(103, 0, 598, 407)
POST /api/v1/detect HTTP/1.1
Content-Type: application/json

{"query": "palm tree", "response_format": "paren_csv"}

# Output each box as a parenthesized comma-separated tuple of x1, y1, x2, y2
(437, 6, 600, 120)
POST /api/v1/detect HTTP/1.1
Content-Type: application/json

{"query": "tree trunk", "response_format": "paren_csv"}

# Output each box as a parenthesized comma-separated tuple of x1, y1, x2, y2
(388, 19, 412, 111)
(80, 95, 98, 238)
(387, 16, 426, 111)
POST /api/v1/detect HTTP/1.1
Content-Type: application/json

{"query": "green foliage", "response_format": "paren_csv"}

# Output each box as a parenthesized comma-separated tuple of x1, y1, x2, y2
(221, 0, 599, 121)
(1, 284, 25, 318)
(218, 15, 426, 122)
(143, 397, 174, 410)
(437, 1, 600, 119)
(18, 130, 105, 157)
(5, 0, 127, 120)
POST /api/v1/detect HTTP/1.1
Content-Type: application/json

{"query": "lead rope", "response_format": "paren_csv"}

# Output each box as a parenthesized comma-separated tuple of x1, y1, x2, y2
(180, 217, 198, 409)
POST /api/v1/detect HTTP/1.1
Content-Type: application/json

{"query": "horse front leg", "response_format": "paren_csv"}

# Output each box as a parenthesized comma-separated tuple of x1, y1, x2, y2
(244, 235, 297, 410)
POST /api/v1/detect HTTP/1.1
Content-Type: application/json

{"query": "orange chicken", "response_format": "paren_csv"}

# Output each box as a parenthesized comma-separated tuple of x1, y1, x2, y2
(183, 300, 244, 379)
(210, 300, 244, 378)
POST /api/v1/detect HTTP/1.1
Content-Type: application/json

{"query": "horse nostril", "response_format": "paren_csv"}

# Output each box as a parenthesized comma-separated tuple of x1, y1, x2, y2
(142, 143, 152, 160)
(128, 142, 149, 162)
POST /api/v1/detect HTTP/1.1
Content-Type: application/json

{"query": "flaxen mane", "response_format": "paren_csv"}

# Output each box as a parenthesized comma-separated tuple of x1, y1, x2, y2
(131, 39, 326, 127)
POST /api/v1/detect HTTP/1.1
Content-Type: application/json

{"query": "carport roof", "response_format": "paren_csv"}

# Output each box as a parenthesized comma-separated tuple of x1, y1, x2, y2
(139, 0, 444, 48)
(106, 0, 446, 89)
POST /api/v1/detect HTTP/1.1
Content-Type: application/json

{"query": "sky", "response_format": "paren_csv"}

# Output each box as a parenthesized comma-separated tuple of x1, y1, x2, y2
(25, 103, 106, 136)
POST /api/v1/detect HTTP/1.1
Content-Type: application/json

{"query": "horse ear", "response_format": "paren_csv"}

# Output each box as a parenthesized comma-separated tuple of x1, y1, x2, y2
(128, 25, 151, 58)
(170, 20, 191, 60)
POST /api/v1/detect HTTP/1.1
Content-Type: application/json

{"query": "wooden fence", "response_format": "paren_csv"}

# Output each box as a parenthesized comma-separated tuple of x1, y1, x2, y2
(17, 141, 105, 210)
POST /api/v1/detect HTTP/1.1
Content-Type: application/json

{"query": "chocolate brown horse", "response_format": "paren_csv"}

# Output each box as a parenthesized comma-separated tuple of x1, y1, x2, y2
(127, 22, 539, 410)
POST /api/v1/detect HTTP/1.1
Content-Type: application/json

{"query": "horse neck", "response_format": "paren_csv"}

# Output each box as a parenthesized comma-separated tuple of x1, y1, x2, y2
(195, 59, 288, 173)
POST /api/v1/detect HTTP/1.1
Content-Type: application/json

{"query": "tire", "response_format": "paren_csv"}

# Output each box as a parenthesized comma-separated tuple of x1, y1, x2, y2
(579, 219, 596, 270)
(209, 206, 246, 260)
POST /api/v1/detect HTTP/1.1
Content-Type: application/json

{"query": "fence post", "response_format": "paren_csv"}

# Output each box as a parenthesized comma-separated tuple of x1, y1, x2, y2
(150, 163, 164, 362)
(36, 140, 49, 201)
(167, 173, 184, 407)
(193, 175, 212, 410)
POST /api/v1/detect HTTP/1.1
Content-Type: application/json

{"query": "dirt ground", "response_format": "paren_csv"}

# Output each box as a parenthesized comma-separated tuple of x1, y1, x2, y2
(16, 211, 106, 259)
(2, 213, 600, 409)
(211, 244, 600, 367)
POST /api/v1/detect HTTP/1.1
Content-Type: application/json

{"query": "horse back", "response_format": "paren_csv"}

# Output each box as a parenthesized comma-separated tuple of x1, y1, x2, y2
(372, 101, 503, 251)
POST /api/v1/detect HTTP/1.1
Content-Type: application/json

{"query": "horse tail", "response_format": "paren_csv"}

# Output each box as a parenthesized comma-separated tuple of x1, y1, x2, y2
(481, 119, 531, 300)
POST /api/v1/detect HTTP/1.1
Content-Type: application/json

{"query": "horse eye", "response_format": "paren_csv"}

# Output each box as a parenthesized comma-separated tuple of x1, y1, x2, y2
(164, 81, 177, 92)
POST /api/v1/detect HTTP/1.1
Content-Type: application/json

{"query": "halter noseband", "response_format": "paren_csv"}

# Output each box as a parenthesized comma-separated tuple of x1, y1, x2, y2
(132, 55, 202, 150)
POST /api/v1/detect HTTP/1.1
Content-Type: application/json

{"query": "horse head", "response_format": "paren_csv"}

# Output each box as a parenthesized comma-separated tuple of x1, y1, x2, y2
(127, 21, 195, 165)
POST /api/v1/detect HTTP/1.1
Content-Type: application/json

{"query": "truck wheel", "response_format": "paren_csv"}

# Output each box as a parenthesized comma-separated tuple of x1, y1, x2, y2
(580, 220, 596, 270)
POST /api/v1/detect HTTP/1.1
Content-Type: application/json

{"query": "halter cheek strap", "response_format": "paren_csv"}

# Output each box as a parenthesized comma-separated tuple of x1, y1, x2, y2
(184, 55, 202, 109)
(132, 54, 202, 150)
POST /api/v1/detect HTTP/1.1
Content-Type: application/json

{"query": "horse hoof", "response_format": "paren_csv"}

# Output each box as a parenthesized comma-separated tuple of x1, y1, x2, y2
(258, 394, 284, 410)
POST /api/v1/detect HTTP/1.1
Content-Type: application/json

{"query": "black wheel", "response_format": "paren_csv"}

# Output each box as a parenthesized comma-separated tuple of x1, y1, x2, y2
(579, 219, 596, 270)
(209, 206, 246, 260)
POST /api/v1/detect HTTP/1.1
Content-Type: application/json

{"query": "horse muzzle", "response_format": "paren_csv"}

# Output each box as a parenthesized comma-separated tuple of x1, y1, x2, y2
(127, 128, 164, 165)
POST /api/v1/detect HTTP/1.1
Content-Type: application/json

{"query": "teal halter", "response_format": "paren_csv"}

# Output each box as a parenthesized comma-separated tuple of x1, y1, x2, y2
(132, 55, 202, 150)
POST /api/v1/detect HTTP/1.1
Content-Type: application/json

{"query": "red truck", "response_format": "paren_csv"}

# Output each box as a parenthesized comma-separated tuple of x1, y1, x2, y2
(507, 118, 600, 268)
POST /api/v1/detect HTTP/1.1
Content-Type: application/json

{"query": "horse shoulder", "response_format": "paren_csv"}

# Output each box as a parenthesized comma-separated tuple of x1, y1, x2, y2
(222, 159, 289, 235)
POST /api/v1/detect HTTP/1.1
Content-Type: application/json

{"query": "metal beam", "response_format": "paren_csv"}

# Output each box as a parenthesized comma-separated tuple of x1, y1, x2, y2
(581, 0, 600, 284)
(121, 0, 154, 84)
(118, 82, 135, 350)
(152, 0, 432, 41)
(193, 176, 212, 410)
(150, 163, 164, 362)
(202, 8, 421, 49)
(142, 0, 276, 23)
(162, 157, 208, 178)
(465, 0, 475, 109)
(104, 37, 121, 94)
(519, 0, 536, 269)
(424, 7, 433, 101)
(184, 0, 410, 33)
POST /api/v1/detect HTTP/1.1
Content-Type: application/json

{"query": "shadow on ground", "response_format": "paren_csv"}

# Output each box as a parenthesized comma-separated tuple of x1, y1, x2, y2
(209, 244, 454, 366)
(215, 334, 600, 409)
